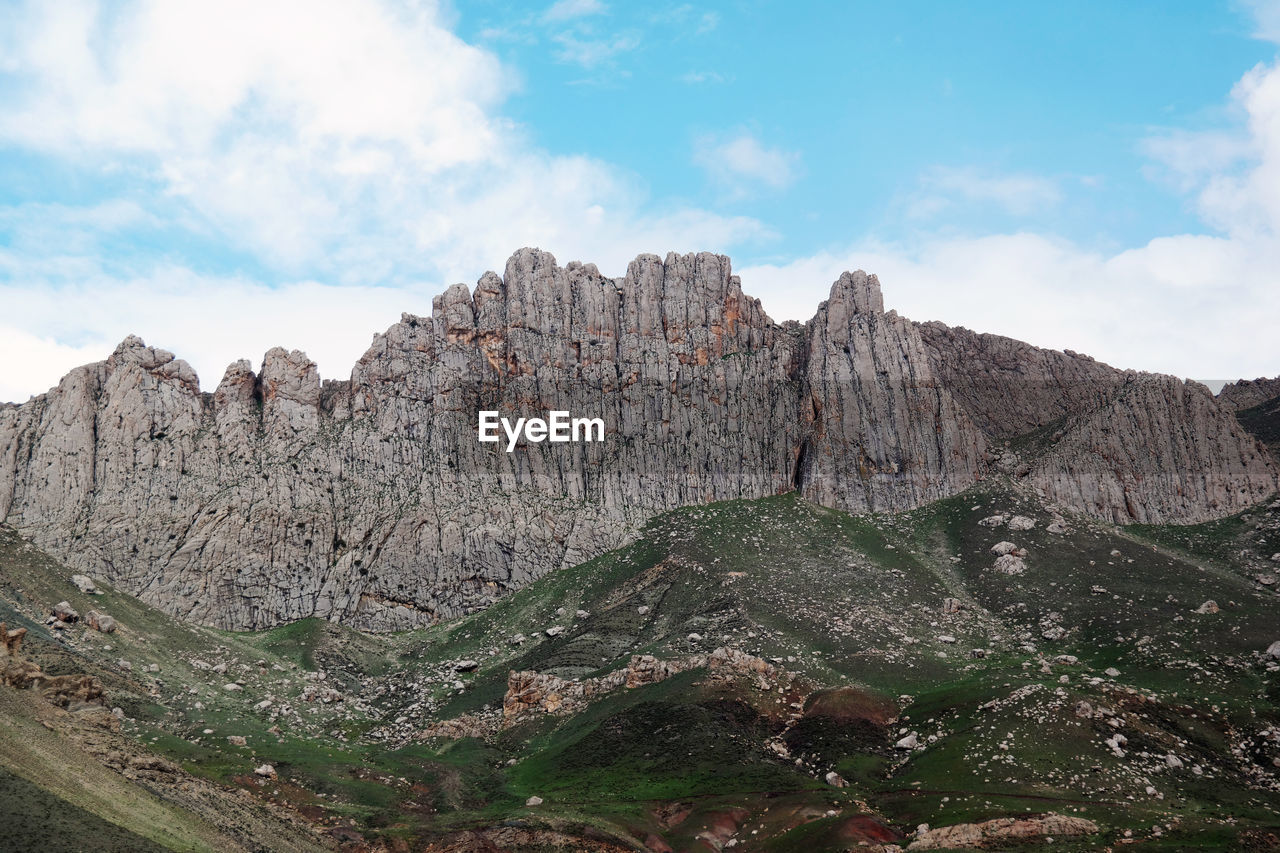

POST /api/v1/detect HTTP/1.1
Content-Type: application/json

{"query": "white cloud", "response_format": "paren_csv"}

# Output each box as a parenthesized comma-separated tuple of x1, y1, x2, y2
(740, 52, 1280, 382)
(542, 0, 607, 23)
(1, 0, 507, 160)
(741, 231, 1280, 381)
(680, 70, 730, 85)
(906, 167, 1062, 219)
(0, 0, 752, 282)
(0, 267, 442, 401)
(0, 330, 109, 404)
(650, 5, 719, 34)
(693, 132, 799, 195)
(551, 31, 640, 68)
(1240, 0, 1280, 42)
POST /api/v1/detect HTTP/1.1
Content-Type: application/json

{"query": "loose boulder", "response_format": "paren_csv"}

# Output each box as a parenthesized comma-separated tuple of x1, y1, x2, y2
(71, 575, 100, 594)
(52, 602, 79, 623)
(86, 610, 117, 633)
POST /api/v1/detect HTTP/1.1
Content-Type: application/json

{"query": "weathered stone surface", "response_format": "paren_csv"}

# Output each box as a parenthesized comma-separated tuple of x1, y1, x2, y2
(797, 272, 987, 512)
(1027, 376, 1275, 523)
(1, 622, 27, 658)
(1219, 376, 1280, 411)
(0, 249, 1274, 630)
(86, 610, 117, 633)
(918, 324, 1275, 524)
(908, 814, 1098, 849)
(916, 322, 1126, 440)
(502, 647, 783, 725)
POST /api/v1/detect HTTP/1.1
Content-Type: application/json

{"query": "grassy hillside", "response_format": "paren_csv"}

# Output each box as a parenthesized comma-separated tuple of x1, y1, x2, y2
(2, 480, 1279, 850)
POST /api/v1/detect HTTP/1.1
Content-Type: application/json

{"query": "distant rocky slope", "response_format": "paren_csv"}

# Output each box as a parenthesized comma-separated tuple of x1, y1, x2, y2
(1220, 375, 1280, 460)
(1219, 376, 1280, 412)
(0, 249, 1275, 629)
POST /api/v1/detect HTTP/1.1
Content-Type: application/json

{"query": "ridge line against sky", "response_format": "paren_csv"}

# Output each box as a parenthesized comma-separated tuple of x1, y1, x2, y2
(1, 0, 1279, 402)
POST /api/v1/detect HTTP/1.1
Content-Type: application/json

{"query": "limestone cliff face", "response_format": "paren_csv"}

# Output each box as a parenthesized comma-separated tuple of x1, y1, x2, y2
(916, 324, 1276, 523)
(1026, 376, 1276, 524)
(797, 273, 987, 511)
(0, 249, 1274, 629)
(1219, 376, 1280, 412)
(915, 323, 1125, 440)
(0, 250, 803, 630)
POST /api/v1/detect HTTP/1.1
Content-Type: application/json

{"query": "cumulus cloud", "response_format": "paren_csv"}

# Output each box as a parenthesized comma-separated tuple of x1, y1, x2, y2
(905, 167, 1063, 219)
(0, 0, 771, 400)
(734, 5, 1280, 383)
(0, 0, 752, 282)
(693, 131, 799, 194)
(740, 230, 1280, 381)
(0, 267, 442, 401)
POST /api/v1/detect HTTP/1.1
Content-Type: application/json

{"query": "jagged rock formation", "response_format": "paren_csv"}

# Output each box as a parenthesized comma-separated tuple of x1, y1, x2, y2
(0, 249, 1275, 629)
(0, 250, 804, 630)
(1219, 376, 1280, 412)
(798, 273, 986, 510)
(1220, 376, 1280, 460)
(1026, 376, 1275, 523)
(908, 814, 1099, 850)
(918, 324, 1276, 524)
(915, 323, 1125, 440)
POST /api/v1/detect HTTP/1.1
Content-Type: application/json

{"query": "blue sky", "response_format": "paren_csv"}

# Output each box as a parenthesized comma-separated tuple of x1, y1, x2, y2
(1, 0, 1279, 400)
(472, 0, 1269, 251)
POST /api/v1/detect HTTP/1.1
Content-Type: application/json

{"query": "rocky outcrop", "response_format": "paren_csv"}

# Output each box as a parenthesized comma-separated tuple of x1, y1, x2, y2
(799, 273, 986, 511)
(2, 622, 26, 657)
(0, 249, 1274, 629)
(1219, 376, 1280, 412)
(919, 324, 1276, 523)
(1028, 376, 1275, 523)
(0, 646, 106, 710)
(1222, 376, 1280, 460)
(916, 322, 1125, 440)
(908, 814, 1098, 850)
(503, 647, 784, 725)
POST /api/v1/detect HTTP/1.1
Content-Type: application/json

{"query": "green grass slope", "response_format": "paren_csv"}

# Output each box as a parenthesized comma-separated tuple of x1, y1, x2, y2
(3, 480, 1279, 851)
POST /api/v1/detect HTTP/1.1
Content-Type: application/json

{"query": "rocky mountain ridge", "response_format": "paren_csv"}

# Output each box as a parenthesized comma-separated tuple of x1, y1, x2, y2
(0, 248, 1275, 630)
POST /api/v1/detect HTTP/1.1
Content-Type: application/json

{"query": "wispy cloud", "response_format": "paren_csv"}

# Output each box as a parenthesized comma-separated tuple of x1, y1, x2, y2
(0, 0, 772, 400)
(1238, 0, 1280, 42)
(693, 131, 799, 195)
(552, 30, 641, 68)
(680, 70, 730, 85)
(651, 4, 719, 34)
(542, 0, 607, 24)
(906, 167, 1063, 219)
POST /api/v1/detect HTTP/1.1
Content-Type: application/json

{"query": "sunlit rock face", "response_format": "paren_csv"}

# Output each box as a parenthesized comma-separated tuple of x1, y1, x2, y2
(1, 249, 1273, 629)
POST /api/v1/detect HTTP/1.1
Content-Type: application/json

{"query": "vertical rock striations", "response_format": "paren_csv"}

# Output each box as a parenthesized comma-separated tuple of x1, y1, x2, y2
(917, 325, 1276, 523)
(0, 249, 1274, 629)
(798, 272, 986, 511)
(1217, 376, 1280, 461)
(1026, 376, 1276, 523)
(1218, 376, 1280, 412)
